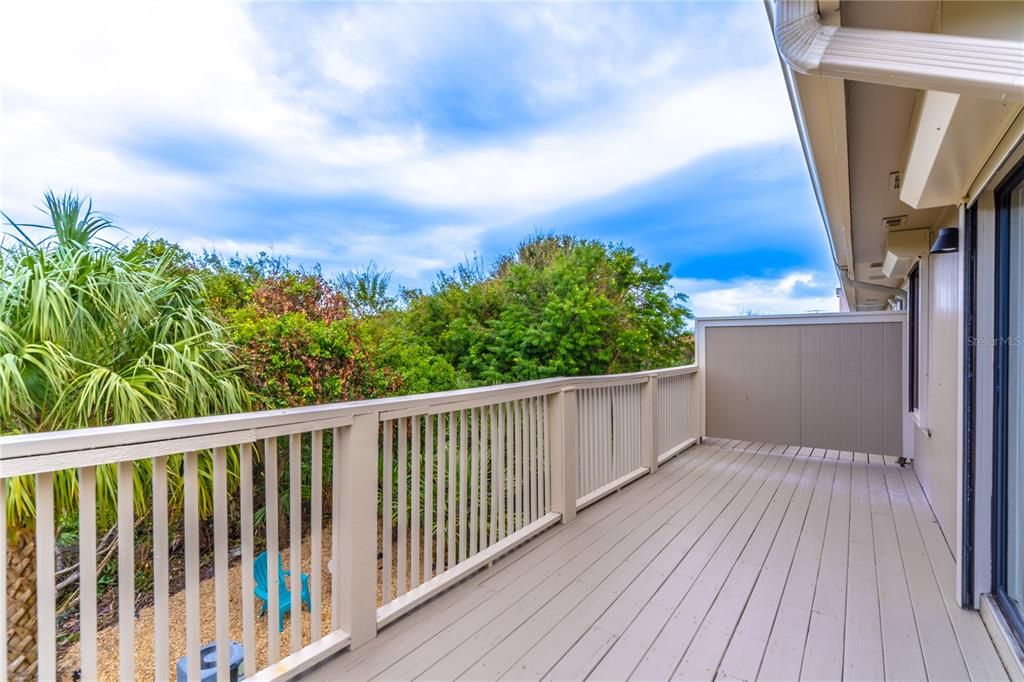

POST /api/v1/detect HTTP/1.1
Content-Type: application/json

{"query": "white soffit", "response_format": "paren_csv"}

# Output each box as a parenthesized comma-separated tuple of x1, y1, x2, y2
(901, 92, 1021, 209)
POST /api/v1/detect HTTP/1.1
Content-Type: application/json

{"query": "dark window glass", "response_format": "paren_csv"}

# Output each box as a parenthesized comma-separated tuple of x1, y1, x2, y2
(994, 159, 1024, 647)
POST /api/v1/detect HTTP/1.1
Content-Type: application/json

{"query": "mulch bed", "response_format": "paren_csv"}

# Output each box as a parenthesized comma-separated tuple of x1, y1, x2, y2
(56, 519, 416, 681)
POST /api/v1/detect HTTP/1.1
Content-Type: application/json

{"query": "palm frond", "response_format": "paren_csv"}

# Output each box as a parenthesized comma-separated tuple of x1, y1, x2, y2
(2, 192, 251, 529)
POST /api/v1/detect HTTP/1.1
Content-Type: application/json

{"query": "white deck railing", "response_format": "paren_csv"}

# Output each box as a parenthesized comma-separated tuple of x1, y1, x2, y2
(0, 365, 699, 681)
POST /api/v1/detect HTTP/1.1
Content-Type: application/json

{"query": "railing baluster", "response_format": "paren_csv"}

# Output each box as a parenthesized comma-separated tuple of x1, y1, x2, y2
(592, 391, 597, 491)
(598, 391, 602, 485)
(585, 391, 591, 495)
(488, 403, 497, 546)
(577, 393, 584, 497)
(459, 409, 468, 562)
(544, 395, 551, 512)
(528, 395, 536, 522)
(600, 388, 606, 485)
(612, 387, 619, 477)
(383, 421, 393, 602)
(496, 403, 505, 540)
(469, 408, 479, 556)
(603, 389, 610, 486)
(483, 403, 491, 548)
(587, 391, 594, 495)
(436, 414, 447, 573)
(213, 446, 230, 680)
(447, 410, 456, 569)
(535, 396, 542, 521)
(622, 386, 628, 475)
(624, 387, 629, 476)
(151, 458, 168, 680)
(600, 390, 606, 484)
(331, 428, 343, 631)
(117, 460, 134, 681)
(35, 471, 56, 682)
(79, 465, 98, 681)
(516, 401, 524, 528)
(398, 417, 408, 596)
(240, 442, 256, 673)
(528, 397, 535, 519)
(505, 402, 513, 537)
(614, 387, 622, 473)
(411, 416, 421, 588)
(311, 430, 323, 641)
(631, 386, 638, 470)
(289, 433, 302, 652)
(185, 451, 203, 678)
(424, 414, 434, 581)
(264, 438, 280, 664)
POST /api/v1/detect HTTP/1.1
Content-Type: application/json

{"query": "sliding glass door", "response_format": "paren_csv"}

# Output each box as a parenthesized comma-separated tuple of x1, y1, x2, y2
(995, 160, 1024, 645)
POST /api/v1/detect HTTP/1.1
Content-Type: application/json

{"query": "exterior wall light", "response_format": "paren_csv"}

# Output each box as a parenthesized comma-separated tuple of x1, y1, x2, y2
(929, 227, 959, 254)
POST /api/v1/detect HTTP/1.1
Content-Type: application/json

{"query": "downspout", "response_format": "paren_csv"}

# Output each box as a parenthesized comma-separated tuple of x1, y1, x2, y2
(772, 0, 1024, 102)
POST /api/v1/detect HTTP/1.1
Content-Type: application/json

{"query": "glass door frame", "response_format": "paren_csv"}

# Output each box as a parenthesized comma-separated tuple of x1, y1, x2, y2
(993, 156, 1024, 648)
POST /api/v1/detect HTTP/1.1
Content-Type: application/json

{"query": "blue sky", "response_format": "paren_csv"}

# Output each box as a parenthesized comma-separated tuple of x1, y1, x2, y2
(0, 1, 838, 317)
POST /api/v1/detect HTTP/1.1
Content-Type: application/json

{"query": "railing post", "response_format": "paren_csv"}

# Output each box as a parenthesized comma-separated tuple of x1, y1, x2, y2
(550, 388, 578, 524)
(643, 375, 658, 473)
(337, 412, 379, 647)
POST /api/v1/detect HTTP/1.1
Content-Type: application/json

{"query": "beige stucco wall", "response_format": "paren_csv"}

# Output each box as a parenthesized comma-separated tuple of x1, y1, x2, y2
(704, 320, 903, 457)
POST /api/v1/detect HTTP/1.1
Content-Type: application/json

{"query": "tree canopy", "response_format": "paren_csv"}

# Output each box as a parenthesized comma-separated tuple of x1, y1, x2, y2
(401, 235, 693, 383)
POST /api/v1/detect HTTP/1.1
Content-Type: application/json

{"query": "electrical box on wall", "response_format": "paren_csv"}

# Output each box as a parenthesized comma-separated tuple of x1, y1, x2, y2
(889, 171, 902, 191)
(882, 228, 930, 279)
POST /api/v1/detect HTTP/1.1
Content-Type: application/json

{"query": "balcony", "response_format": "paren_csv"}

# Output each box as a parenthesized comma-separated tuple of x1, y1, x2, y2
(318, 440, 1004, 681)
(0, 313, 1009, 680)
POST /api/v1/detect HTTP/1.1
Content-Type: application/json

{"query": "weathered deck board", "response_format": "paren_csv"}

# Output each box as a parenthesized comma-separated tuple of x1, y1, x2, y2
(308, 440, 1007, 682)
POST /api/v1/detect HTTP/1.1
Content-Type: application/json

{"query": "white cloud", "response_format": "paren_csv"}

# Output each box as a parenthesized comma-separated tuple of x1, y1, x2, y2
(383, 66, 794, 217)
(0, 1, 804, 292)
(674, 272, 839, 318)
(1, 3, 794, 214)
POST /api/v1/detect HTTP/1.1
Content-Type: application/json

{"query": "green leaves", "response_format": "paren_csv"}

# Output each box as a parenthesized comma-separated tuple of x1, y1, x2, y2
(402, 234, 693, 383)
(1, 193, 250, 529)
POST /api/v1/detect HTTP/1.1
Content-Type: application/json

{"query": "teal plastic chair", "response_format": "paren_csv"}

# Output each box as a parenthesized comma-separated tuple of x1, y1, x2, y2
(254, 551, 311, 631)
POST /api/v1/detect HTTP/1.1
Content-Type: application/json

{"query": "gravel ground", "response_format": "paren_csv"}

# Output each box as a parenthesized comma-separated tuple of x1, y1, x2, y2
(57, 519, 416, 681)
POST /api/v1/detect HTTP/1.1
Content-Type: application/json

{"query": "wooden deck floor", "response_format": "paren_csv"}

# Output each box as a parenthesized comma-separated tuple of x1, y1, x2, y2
(310, 439, 1008, 681)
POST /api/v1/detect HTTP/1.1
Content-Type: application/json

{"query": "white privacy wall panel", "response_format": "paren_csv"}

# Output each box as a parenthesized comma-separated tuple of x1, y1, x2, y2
(705, 321, 903, 457)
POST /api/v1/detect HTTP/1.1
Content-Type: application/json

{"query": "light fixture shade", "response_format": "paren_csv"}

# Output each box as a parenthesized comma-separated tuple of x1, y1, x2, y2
(930, 227, 959, 254)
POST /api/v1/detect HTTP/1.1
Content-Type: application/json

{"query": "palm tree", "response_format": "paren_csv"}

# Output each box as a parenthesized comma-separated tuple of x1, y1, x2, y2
(1, 192, 249, 677)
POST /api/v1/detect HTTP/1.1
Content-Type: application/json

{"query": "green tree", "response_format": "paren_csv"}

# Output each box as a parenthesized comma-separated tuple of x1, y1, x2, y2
(0, 193, 249, 676)
(336, 261, 398, 317)
(227, 271, 397, 407)
(402, 234, 692, 384)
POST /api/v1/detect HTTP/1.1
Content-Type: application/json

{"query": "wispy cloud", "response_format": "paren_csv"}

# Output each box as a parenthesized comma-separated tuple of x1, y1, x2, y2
(674, 272, 840, 318)
(1, 1, 830, 300)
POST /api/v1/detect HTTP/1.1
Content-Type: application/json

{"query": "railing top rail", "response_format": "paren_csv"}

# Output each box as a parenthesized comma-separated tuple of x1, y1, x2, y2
(0, 365, 696, 463)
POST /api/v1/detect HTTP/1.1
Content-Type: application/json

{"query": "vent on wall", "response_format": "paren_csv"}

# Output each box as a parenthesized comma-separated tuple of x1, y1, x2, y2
(882, 215, 908, 229)
(882, 228, 930, 280)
